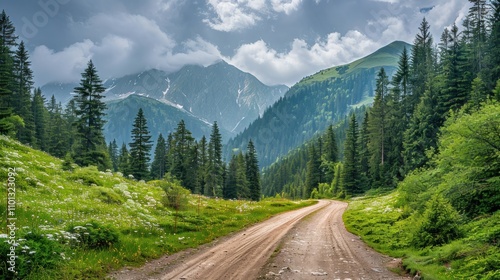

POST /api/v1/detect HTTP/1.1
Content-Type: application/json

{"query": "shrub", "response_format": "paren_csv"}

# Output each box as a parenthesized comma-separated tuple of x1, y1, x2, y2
(159, 180, 191, 211)
(413, 194, 462, 248)
(68, 221, 119, 249)
(93, 187, 124, 204)
(68, 166, 104, 186)
(0, 232, 64, 279)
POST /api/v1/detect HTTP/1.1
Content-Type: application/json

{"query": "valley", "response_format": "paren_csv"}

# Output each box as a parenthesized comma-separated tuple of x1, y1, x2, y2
(1, 1, 500, 279)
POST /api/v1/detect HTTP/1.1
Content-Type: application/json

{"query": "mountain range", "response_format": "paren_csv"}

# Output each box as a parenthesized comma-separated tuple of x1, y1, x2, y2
(41, 61, 288, 144)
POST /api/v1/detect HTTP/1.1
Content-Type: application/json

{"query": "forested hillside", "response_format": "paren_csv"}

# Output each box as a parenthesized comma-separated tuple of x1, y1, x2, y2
(224, 41, 410, 167)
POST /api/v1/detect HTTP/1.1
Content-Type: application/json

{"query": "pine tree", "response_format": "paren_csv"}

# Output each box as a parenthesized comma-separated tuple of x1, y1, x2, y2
(184, 142, 200, 193)
(235, 152, 249, 199)
(108, 139, 119, 172)
(368, 68, 389, 186)
(118, 143, 130, 175)
(198, 136, 208, 194)
(129, 108, 152, 180)
(440, 24, 471, 117)
(358, 111, 370, 190)
(410, 18, 434, 112)
(305, 143, 321, 198)
(403, 79, 441, 173)
(13, 41, 35, 145)
(225, 154, 239, 199)
(467, 0, 488, 73)
(170, 120, 195, 187)
(485, 0, 500, 91)
(341, 113, 360, 196)
(0, 10, 18, 135)
(72, 60, 108, 169)
(47, 97, 69, 157)
(31, 88, 48, 150)
(150, 134, 167, 179)
(322, 124, 338, 183)
(206, 122, 223, 197)
(246, 139, 261, 201)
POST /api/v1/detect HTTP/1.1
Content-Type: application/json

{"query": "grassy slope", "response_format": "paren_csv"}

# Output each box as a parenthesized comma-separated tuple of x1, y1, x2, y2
(0, 136, 314, 279)
(344, 191, 500, 279)
(298, 41, 411, 85)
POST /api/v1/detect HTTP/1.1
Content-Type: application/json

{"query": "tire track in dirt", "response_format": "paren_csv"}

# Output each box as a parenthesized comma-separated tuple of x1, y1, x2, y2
(111, 200, 408, 280)
(259, 200, 409, 280)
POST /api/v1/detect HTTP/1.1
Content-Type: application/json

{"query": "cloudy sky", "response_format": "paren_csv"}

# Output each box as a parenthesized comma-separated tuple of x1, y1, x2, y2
(4, 0, 470, 87)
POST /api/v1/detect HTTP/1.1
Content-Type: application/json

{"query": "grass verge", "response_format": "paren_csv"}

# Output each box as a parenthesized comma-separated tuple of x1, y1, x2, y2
(344, 192, 500, 279)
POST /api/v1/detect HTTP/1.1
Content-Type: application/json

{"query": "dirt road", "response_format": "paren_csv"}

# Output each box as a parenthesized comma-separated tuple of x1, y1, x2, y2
(110, 200, 407, 280)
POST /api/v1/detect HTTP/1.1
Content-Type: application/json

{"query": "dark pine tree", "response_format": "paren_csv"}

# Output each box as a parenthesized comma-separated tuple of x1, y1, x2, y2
(0, 10, 18, 135)
(206, 122, 223, 197)
(129, 108, 153, 180)
(108, 139, 119, 172)
(305, 143, 321, 198)
(341, 113, 361, 196)
(118, 143, 130, 175)
(225, 154, 239, 199)
(170, 120, 195, 187)
(322, 124, 338, 183)
(31, 88, 48, 150)
(13, 41, 35, 145)
(72, 60, 108, 169)
(368, 68, 389, 187)
(246, 140, 261, 201)
(198, 135, 208, 195)
(150, 133, 168, 179)
(47, 96, 70, 157)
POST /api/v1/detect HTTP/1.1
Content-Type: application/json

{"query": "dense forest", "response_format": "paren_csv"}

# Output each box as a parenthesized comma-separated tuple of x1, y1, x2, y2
(0, 9, 261, 201)
(262, 1, 500, 206)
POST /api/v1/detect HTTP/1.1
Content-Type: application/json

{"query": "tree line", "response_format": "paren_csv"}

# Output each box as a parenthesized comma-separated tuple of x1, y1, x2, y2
(263, 0, 500, 199)
(0, 9, 261, 201)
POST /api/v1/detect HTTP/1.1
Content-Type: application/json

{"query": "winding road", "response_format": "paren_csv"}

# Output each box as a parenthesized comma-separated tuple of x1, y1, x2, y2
(110, 200, 408, 280)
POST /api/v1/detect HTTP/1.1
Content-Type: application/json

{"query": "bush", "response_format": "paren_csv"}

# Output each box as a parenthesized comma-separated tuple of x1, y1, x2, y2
(0, 232, 64, 279)
(93, 187, 124, 204)
(68, 166, 104, 186)
(159, 180, 191, 211)
(68, 221, 119, 249)
(413, 194, 462, 248)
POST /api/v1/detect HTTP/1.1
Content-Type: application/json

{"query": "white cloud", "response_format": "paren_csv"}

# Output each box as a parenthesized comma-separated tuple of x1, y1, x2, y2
(228, 30, 380, 86)
(204, 0, 263, 32)
(203, 0, 305, 32)
(31, 40, 94, 84)
(271, 0, 303, 14)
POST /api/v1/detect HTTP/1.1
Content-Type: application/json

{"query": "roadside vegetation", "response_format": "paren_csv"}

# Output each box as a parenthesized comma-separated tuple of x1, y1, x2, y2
(344, 102, 500, 279)
(0, 135, 314, 279)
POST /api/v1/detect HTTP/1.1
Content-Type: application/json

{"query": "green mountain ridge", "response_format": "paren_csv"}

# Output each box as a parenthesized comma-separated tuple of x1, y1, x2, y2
(225, 41, 411, 167)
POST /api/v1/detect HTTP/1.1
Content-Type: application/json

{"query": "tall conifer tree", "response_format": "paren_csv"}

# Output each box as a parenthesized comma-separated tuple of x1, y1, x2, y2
(72, 60, 108, 169)
(150, 133, 168, 179)
(246, 139, 261, 201)
(341, 113, 361, 196)
(13, 41, 35, 144)
(129, 108, 152, 180)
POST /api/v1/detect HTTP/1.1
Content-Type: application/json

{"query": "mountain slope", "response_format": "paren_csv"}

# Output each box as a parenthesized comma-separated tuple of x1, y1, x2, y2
(225, 41, 411, 167)
(103, 95, 232, 147)
(41, 61, 288, 135)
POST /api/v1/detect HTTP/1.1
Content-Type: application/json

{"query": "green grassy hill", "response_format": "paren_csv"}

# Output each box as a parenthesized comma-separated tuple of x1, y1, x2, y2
(0, 136, 313, 279)
(298, 41, 411, 85)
